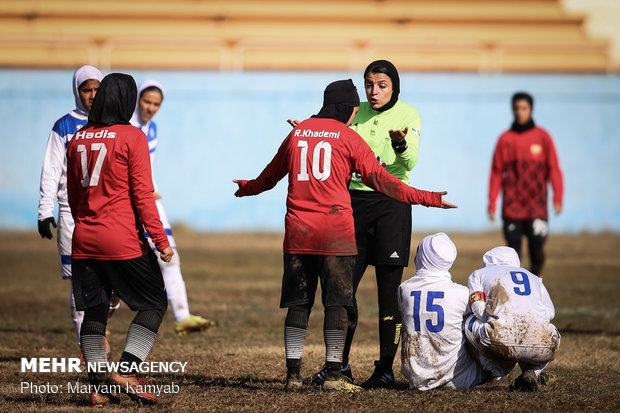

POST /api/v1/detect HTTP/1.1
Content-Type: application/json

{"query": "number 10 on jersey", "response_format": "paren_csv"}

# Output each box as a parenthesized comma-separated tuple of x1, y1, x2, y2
(297, 140, 332, 182)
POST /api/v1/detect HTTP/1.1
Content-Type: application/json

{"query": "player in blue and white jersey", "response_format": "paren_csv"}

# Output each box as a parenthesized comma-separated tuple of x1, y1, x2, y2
(130, 80, 214, 335)
(464, 246, 560, 391)
(398, 233, 487, 390)
(37, 65, 119, 349)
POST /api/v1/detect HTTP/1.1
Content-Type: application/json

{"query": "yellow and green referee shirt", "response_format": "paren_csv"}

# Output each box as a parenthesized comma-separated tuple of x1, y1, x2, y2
(349, 100, 421, 191)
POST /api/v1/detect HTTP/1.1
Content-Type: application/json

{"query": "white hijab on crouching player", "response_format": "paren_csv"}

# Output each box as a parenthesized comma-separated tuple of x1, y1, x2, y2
(398, 233, 486, 391)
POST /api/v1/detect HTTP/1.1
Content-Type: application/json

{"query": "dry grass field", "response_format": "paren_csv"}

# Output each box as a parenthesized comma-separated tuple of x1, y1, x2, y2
(0, 229, 618, 412)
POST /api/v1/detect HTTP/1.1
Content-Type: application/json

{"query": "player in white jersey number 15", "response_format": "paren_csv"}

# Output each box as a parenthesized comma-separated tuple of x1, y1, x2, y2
(398, 233, 487, 391)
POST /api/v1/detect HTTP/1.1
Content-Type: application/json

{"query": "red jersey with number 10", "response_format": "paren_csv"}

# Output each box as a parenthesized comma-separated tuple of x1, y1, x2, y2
(236, 117, 442, 255)
(66, 123, 169, 259)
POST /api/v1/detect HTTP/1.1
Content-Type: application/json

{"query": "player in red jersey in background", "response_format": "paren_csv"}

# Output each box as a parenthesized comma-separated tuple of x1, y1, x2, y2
(488, 92, 563, 276)
(234, 79, 456, 392)
(66, 73, 173, 406)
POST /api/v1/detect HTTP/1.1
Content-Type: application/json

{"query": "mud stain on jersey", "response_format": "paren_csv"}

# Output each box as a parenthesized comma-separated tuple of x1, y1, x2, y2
(485, 282, 509, 315)
(550, 330, 560, 353)
(288, 224, 309, 243)
(405, 332, 422, 358)
(487, 317, 560, 363)
(488, 341, 513, 360)
(402, 331, 413, 362)
(427, 335, 442, 352)
(325, 235, 356, 254)
(329, 205, 343, 215)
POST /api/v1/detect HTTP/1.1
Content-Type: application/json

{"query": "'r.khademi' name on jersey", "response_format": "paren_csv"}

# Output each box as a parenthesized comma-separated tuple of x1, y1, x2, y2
(74, 129, 116, 140)
(294, 129, 340, 139)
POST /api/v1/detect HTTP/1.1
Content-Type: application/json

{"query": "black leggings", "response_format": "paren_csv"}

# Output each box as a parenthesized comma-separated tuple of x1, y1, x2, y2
(342, 259, 403, 369)
(503, 218, 548, 275)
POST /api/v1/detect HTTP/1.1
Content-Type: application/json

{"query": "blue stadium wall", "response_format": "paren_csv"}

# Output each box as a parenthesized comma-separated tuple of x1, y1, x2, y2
(1, 69, 619, 233)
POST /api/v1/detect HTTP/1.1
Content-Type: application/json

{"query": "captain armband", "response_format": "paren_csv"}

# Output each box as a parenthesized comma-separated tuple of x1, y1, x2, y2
(469, 291, 486, 305)
(391, 139, 408, 154)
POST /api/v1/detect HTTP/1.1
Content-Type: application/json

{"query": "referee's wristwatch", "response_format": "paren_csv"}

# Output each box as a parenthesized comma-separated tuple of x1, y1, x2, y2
(392, 138, 408, 153)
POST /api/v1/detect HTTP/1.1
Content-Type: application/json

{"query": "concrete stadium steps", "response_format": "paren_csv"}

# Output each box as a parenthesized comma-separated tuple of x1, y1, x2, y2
(0, 0, 613, 72)
(0, 0, 583, 23)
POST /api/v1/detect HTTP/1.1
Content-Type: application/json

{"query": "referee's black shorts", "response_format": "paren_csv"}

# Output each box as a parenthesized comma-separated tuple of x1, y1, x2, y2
(350, 190, 412, 267)
(72, 250, 167, 312)
(280, 254, 354, 309)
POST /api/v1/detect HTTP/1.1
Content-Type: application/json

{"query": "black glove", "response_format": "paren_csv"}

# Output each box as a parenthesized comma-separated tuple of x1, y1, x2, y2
(38, 217, 57, 239)
(391, 138, 408, 154)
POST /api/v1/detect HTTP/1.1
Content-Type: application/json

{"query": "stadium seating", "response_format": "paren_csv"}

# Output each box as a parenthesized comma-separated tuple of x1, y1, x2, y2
(0, 0, 614, 72)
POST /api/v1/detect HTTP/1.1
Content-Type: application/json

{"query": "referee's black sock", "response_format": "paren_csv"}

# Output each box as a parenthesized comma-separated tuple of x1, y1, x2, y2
(376, 265, 404, 372)
(342, 303, 358, 368)
(377, 312, 402, 371)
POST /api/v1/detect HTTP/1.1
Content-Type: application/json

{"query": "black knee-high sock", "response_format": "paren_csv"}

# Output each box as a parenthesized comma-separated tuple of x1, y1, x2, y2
(376, 265, 404, 371)
(324, 306, 347, 380)
(81, 303, 109, 384)
(284, 306, 308, 377)
(119, 308, 165, 374)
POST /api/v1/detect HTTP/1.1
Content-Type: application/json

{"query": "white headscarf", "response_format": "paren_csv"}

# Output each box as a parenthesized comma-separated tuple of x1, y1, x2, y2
(130, 79, 165, 132)
(72, 65, 103, 116)
(482, 246, 520, 267)
(414, 232, 457, 278)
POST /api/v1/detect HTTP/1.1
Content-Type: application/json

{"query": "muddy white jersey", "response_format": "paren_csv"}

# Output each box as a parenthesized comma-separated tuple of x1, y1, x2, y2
(467, 247, 555, 348)
(468, 265, 554, 321)
(399, 273, 485, 391)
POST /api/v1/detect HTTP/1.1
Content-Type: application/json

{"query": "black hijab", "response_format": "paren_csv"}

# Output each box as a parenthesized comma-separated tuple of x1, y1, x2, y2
(510, 92, 536, 133)
(312, 79, 360, 124)
(364, 60, 400, 112)
(89, 73, 137, 126)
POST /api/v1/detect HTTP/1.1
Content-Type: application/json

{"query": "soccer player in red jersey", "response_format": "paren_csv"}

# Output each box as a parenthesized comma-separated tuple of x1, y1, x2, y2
(488, 92, 564, 276)
(234, 79, 456, 392)
(66, 73, 173, 406)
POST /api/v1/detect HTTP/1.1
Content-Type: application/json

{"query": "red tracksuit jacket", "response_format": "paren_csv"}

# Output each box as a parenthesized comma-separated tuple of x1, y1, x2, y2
(488, 126, 564, 221)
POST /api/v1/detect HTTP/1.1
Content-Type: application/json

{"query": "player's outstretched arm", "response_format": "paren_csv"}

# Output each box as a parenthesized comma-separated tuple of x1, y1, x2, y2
(438, 192, 457, 209)
(351, 133, 456, 208)
(233, 179, 248, 197)
(233, 136, 290, 197)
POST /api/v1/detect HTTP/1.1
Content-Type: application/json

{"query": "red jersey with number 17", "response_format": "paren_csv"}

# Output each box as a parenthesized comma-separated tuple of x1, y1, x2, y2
(236, 117, 442, 255)
(66, 123, 169, 260)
